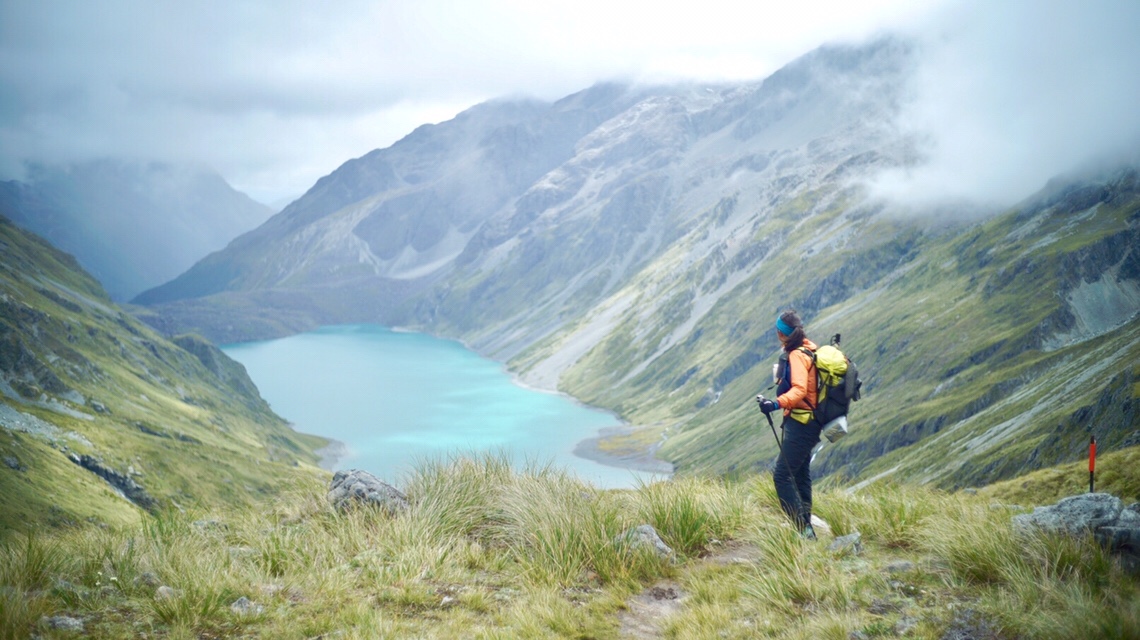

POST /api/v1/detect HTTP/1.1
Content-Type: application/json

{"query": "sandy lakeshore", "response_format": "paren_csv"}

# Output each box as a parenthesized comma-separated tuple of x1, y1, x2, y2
(573, 425, 674, 475)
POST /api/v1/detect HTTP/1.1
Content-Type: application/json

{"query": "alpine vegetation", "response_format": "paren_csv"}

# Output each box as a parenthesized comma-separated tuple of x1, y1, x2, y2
(2, 453, 1137, 639)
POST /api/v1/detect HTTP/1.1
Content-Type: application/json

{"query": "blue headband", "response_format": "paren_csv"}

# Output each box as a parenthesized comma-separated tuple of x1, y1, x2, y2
(775, 317, 794, 336)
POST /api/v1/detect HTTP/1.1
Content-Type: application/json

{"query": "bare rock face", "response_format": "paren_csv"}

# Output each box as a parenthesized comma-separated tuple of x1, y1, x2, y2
(68, 453, 157, 512)
(326, 469, 408, 516)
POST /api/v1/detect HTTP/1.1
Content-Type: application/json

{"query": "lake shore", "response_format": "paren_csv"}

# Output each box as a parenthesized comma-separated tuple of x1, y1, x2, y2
(573, 424, 674, 475)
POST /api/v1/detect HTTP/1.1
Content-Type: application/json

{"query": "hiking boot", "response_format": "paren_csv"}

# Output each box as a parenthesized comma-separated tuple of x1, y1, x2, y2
(800, 524, 817, 541)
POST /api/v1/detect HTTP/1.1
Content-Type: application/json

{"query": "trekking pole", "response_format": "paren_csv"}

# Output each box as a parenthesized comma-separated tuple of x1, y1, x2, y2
(757, 395, 797, 481)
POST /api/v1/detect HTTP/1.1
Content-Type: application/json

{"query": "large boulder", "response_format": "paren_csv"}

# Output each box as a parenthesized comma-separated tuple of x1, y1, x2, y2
(1011, 493, 1123, 536)
(1012, 493, 1140, 574)
(327, 469, 408, 516)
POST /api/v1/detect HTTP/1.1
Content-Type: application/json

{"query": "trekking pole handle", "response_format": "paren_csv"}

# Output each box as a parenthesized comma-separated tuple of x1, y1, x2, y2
(756, 394, 778, 434)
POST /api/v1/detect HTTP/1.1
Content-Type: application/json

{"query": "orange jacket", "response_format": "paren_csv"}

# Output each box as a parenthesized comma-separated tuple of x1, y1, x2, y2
(777, 338, 818, 420)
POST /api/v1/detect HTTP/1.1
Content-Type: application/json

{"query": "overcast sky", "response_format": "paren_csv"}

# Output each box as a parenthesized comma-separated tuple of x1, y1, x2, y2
(2, 1, 1138, 209)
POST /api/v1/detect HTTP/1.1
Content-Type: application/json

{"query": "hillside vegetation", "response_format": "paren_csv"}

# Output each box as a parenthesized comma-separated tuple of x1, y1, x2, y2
(130, 38, 1140, 491)
(552, 169, 1140, 490)
(2, 453, 1137, 639)
(0, 215, 328, 534)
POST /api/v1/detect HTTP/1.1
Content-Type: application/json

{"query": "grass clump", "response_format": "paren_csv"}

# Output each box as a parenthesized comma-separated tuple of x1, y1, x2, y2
(920, 495, 1139, 639)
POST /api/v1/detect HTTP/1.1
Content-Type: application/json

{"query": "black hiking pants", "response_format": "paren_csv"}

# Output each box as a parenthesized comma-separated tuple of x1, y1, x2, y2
(773, 416, 822, 530)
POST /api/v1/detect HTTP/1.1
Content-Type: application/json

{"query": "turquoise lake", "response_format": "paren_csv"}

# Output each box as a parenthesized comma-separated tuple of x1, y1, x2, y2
(222, 324, 661, 488)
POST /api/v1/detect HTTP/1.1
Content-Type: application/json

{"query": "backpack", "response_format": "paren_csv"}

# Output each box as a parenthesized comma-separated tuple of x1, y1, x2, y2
(799, 334, 862, 442)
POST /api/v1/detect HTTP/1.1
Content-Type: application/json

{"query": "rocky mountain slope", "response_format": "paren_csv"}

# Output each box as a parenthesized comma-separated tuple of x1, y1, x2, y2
(134, 39, 915, 342)
(133, 36, 1140, 488)
(0, 159, 273, 301)
(561, 167, 1140, 488)
(0, 214, 326, 533)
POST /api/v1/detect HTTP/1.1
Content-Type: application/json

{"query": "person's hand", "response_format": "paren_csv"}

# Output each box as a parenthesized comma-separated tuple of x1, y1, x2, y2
(758, 397, 780, 414)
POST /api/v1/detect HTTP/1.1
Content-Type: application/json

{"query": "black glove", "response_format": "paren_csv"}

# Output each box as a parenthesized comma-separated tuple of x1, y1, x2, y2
(757, 397, 780, 415)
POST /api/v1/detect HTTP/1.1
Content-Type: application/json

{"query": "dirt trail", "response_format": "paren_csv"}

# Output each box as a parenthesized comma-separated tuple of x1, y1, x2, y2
(616, 540, 763, 639)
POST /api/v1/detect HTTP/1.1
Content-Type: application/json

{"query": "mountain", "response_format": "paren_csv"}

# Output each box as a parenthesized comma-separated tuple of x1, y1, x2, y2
(0, 214, 326, 533)
(0, 159, 273, 301)
(133, 37, 1140, 488)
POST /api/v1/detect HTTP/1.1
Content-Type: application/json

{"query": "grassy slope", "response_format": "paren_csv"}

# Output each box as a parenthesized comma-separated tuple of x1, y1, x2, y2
(0, 216, 328, 535)
(1, 453, 1136, 639)
(545, 173, 1140, 488)
(980, 445, 1140, 506)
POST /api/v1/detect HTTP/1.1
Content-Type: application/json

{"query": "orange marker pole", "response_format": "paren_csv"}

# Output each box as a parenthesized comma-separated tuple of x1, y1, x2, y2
(1089, 436, 1096, 493)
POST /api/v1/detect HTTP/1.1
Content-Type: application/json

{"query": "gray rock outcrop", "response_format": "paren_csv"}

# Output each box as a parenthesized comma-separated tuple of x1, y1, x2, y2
(230, 596, 264, 616)
(41, 615, 83, 632)
(327, 469, 408, 515)
(1012, 493, 1140, 573)
(615, 524, 675, 560)
(828, 532, 863, 556)
(68, 453, 157, 512)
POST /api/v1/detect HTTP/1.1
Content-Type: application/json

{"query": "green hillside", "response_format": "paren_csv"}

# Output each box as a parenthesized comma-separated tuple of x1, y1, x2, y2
(0, 215, 328, 534)
(537, 170, 1140, 487)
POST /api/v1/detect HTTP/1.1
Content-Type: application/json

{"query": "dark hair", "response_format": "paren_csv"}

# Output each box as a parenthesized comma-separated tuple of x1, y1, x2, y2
(779, 309, 806, 352)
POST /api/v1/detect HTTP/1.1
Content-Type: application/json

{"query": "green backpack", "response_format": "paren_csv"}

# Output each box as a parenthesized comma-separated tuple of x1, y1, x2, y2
(801, 335, 862, 440)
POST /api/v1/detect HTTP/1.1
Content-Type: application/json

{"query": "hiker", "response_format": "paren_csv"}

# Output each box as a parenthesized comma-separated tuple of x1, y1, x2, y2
(758, 309, 822, 540)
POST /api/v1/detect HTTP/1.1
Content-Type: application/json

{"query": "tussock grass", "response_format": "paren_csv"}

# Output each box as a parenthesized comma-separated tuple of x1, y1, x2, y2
(1, 455, 1137, 638)
(920, 495, 1139, 639)
(633, 475, 749, 557)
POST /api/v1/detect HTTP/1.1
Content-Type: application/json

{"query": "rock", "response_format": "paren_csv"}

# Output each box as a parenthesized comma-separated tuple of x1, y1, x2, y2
(41, 615, 83, 632)
(1011, 493, 1122, 536)
(230, 596, 264, 616)
(1119, 506, 1140, 526)
(68, 453, 157, 512)
(1095, 527, 1140, 553)
(3, 456, 20, 470)
(615, 524, 675, 560)
(192, 519, 226, 531)
(135, 571, 161, 588)
(884, 560, 915, 573)
(940, 608, 1004, 640)
(894, 616, 918, 636)
(809, 514, 832, 537)
(90, 401, 109, 414)
(828, 532, 863, 556)
(327, 469, 408, 515)
(155, 585, 177, 600)
(868, 597, 903, 615)
(1011, 493, 1140, 575)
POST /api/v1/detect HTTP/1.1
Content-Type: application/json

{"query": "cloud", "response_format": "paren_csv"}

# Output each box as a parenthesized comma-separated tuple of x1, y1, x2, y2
(870, 0, 1140, 209)
(0, 0, 940, 204)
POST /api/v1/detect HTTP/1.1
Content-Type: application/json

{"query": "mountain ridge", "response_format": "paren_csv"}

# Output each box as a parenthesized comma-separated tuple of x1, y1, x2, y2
(0, 159, 273, 301)
(129, 36, 1139, 490)
(0, 213, 327, 533)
